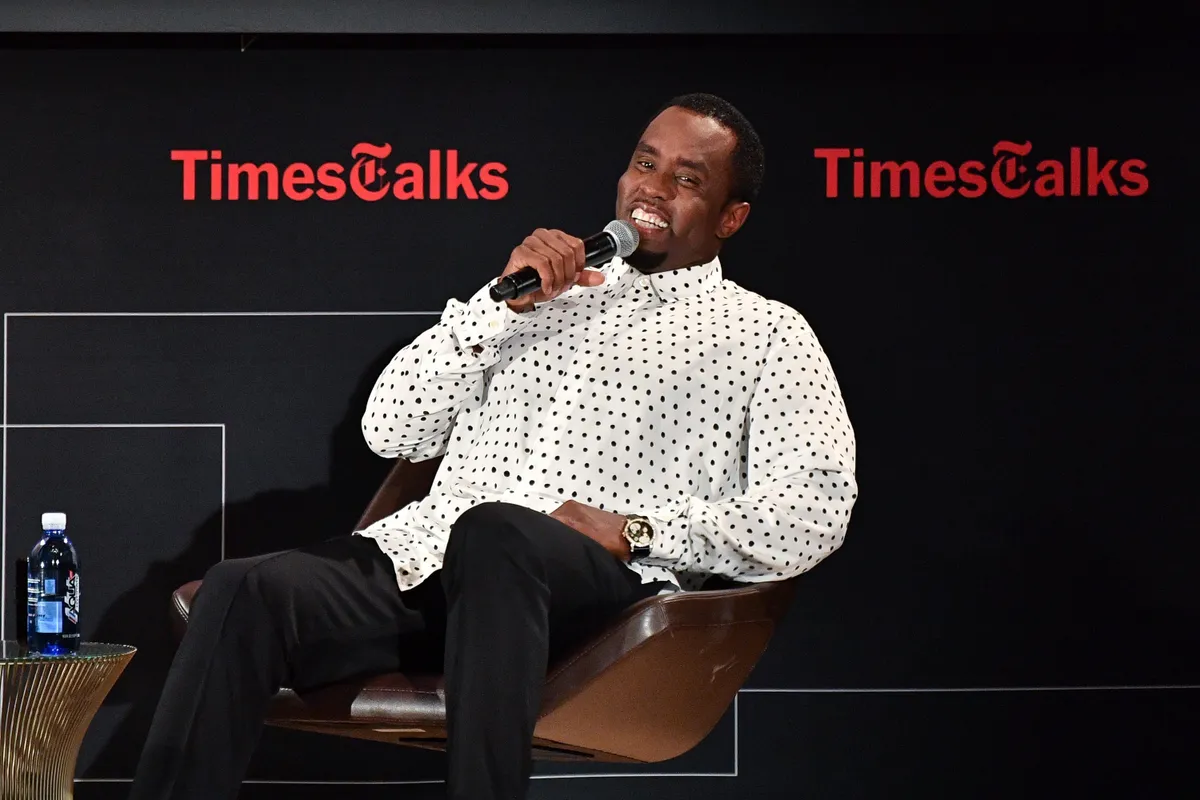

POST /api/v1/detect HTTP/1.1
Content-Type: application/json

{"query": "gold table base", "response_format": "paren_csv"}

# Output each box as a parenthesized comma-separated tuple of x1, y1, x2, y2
(1, 642, 135, 800)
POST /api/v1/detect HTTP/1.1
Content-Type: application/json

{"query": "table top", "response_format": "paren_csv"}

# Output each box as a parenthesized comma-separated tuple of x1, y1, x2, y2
(0, 641, 136, 663)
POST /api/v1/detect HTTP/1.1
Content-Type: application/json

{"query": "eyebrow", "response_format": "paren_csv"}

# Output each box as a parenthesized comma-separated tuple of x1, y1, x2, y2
(635, 141, 709, 175)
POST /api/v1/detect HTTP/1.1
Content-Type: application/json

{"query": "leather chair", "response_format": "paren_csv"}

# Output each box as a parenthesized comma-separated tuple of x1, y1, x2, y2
(170, 457, 799, 763)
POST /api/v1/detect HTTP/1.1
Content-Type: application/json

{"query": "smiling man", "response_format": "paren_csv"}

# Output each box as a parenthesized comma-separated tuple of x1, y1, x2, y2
(130, 93, 858, 800)
(620, 103, 753, 273)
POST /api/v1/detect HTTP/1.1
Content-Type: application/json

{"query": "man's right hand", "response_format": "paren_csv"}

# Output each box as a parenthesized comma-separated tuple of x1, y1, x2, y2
(501, 229, 606, 313)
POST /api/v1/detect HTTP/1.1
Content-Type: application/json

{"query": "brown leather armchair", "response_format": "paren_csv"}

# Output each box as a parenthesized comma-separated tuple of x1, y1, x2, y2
(170, 457, 799, 763)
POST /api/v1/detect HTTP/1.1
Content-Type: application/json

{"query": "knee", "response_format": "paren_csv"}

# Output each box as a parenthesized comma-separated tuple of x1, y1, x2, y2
(443, 502, 535, 574)
(198, 558, 257, 603)
(195, 555, 288, 619)
(453, 501, 517, 531)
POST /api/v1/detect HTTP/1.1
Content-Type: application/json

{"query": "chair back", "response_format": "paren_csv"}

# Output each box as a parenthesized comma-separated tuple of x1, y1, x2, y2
(354, 457, 443, 531)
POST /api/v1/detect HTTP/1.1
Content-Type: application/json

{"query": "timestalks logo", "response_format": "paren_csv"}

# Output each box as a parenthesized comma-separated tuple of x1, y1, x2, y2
(171, 142, 509, 201)
(814, 141, 1149, 199)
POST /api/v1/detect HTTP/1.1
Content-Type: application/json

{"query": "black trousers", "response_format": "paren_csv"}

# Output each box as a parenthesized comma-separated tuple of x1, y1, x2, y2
(129, 501, 663, 800)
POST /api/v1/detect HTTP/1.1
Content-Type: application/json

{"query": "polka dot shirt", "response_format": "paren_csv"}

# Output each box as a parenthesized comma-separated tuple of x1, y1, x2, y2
(358, 255, 857, 593)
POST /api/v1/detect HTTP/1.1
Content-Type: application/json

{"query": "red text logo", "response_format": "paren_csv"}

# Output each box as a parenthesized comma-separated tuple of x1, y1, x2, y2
(171, 143, 509, 201)
(814, 141, 1148, 198)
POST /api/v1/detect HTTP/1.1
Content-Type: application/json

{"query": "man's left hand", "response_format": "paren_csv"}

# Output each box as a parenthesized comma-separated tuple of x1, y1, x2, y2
(549, 500, 631, 561)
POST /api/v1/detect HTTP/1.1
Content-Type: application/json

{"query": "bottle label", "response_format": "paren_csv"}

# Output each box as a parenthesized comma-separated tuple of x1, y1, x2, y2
(36, 601, 62, 633)
(43, 577, 57, 595)
(64, 571, 80, 625)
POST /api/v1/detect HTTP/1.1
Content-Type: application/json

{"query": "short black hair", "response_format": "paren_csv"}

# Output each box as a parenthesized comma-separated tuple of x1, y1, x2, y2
(651, 92, 765, 205)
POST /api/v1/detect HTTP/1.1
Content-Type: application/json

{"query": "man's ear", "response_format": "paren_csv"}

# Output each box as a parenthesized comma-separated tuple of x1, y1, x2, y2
(716, 201, 751, 239)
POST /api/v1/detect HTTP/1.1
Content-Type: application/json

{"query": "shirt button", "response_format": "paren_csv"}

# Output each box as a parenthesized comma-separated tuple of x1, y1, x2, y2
(489, 320, 501, 329)
(638, 277, 650, 289)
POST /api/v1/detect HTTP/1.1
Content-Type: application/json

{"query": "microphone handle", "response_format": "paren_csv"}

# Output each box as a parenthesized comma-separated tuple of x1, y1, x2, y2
(490, 268, 542, 302)
(489, 231, 618, 302)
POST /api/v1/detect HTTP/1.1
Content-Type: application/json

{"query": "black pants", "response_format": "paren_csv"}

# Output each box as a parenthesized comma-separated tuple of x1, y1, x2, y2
(129, 501, 663, 800)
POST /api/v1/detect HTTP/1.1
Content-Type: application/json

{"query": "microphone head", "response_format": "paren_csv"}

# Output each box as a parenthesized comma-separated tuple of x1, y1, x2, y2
(604, 219, 640, 258)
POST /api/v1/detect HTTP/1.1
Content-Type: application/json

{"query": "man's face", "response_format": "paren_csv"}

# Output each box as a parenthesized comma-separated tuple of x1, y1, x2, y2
(616, 106, 750, 273)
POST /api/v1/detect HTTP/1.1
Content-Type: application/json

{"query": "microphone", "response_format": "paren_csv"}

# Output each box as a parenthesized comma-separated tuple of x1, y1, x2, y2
(489, 220, 640, 302)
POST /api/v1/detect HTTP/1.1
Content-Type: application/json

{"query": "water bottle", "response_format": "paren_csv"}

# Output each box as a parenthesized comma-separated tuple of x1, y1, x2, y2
(26, 512, 81, 655)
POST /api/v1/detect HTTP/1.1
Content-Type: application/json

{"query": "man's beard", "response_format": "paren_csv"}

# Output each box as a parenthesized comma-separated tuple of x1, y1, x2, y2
(624, 247, 670, 273)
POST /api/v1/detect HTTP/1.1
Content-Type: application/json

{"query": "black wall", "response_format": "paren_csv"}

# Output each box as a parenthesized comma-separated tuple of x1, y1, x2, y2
(2, 29, 1197, 799)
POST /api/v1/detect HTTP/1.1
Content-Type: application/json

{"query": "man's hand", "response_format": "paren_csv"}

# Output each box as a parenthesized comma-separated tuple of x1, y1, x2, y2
(549, 500, 631, 561)
(501, 229, 606, 313)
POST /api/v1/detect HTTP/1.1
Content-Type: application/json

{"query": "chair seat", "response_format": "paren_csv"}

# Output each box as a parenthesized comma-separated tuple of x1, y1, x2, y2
(271, 672, 447, 728)
(171, 575, 795, 762)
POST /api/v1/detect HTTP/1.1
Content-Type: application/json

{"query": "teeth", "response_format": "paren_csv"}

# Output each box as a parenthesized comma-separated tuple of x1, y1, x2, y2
(632, 208, 669, 229)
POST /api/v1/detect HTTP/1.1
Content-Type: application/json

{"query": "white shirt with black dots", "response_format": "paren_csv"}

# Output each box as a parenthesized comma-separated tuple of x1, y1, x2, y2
(358, 255, 858, 593)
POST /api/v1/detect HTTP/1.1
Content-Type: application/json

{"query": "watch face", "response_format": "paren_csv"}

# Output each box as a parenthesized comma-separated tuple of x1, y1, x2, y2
(627, 519, 653, 546)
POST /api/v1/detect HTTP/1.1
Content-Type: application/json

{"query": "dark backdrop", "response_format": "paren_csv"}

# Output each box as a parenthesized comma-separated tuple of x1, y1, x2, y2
(1, 32, 1197, 799)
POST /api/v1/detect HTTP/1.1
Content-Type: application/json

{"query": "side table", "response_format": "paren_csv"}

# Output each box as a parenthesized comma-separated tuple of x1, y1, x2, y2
(0, 641, 135, 799)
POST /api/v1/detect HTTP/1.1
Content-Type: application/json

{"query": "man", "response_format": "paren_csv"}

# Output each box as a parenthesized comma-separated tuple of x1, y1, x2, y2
(130, 93, 857, 800)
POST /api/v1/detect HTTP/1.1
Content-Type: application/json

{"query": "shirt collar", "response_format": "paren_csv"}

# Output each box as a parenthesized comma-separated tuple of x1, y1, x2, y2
(603, 255, 723, 303)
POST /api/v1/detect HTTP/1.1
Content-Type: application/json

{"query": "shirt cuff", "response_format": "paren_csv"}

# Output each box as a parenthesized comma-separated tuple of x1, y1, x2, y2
(450, 277, 538, 350)
(638, 499, 694, 571)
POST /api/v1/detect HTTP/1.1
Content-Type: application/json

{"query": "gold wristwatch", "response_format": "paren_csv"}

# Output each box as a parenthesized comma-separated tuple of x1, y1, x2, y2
(622, 514, 655, 561)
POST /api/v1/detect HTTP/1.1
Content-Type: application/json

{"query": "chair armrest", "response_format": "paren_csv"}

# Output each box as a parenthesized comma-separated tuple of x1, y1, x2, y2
(534, 580, 797, 762)
(170, 580, 202, 644)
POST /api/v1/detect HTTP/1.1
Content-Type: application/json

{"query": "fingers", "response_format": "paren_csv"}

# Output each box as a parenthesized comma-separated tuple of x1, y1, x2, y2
(522, 233, 565, 296)
(503, 229, 587, 300)
(501, 246, 549, 300)
(526, 229, 583, 296)
(576, 269, 605, 286)
(546, 229, 586, 287)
